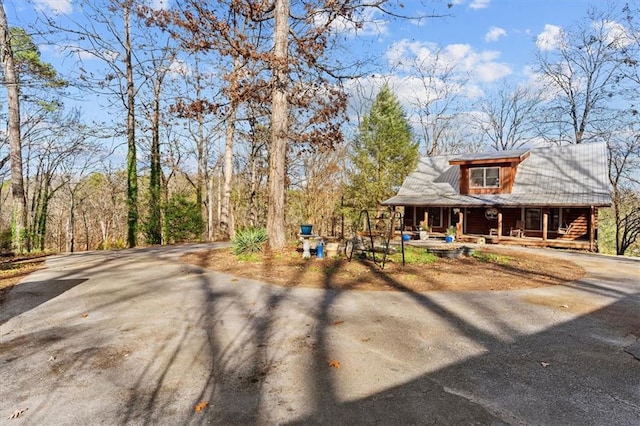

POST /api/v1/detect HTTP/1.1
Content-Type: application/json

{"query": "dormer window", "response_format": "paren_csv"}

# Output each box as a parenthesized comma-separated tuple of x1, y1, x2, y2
(469, 166, 500, 188)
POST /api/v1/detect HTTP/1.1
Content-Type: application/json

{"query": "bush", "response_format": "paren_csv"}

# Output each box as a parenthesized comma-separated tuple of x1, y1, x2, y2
(389, 246, 437, 264)
(232, 228, 268, 256)
(0, 228, 11, 251)
(163, 194, 204, 244)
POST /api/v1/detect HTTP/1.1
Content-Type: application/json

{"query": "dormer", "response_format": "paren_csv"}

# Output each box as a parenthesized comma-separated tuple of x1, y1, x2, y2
(449, 150, 530, 195)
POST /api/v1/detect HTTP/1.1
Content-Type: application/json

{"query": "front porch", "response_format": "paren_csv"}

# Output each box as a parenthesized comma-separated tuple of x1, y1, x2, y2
(402, 205, 599, 252)
(406, 232, 592, 251)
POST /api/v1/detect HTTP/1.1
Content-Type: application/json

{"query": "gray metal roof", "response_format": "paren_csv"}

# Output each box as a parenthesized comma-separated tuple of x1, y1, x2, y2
(382, 142, 611, 207)
(450, 149, 530, 162)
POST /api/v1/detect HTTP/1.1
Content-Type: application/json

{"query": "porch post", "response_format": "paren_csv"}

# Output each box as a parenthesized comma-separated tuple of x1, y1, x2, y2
(542, 211, 548, 242)
(589, 206, 596, 252)
(423, 210, 429, 231)
(497, 212, 503, 241)
(457, 210, 463, 240)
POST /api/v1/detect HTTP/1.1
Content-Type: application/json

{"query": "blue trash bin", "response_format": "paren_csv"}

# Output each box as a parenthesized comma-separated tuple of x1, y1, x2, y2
(316, 240, 324, 258)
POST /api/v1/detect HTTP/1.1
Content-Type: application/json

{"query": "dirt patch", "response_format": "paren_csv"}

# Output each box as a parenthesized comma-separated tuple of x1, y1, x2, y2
(181, 246, 585, 292)
(0, 254, 47, 303)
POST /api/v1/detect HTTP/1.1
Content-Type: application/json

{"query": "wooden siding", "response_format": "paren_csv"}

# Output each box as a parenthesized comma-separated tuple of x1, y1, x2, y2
(460, 163, 518, 195)
(465, 208, 498, 234)
(559, 209, 590, 240)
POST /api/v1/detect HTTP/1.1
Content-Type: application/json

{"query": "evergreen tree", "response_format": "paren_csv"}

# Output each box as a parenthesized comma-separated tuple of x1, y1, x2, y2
(347, 84, 419, 214)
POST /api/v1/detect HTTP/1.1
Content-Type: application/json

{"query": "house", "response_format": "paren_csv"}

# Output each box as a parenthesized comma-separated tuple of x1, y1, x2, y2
(382, 142, 611, 251)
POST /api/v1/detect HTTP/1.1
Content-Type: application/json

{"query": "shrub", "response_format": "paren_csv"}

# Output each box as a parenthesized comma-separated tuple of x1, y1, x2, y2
(232, 227, 268, 256)
(0, 229, 11, 251)
(163, 194, 204, 244)
(472, 251, 513, 265)
(389, 246, 438, 264)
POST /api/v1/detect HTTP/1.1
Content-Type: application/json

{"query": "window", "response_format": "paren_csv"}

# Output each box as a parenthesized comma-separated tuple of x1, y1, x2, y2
(469, 167, 500, 188)
(450, 208, 461, 228)
(550, 208, 560, 230)
(428, 207, 442, 228)
(525, 208, 541, 230)
(416, 207, 442, 229)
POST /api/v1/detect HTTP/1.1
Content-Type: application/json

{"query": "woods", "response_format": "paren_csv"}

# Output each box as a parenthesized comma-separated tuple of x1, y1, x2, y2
(1, 1, 639, 256)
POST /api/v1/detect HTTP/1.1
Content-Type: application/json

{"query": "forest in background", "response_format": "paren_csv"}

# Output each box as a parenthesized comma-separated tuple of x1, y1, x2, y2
(1, 0, 639, 256)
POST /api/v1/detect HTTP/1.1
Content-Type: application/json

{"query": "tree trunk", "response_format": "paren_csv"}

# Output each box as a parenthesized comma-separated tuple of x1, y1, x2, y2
(124, 3, 138, 248)
(207, 172, 214, 241)
(148, 66, 163, 245)
(249, 146, 258, 228)
(69, 194, 76, 253)
(267, 0, 289, 250)
(192, 56, 208, 239)
(0, 3, 26, 253)
(82, 210, 90, 251)
(220, 103, 237, 240)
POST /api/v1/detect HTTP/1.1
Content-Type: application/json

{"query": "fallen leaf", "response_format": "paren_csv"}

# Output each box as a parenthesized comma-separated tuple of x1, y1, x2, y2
(540, 362, 550, 368)
(231, 278, 239, 282)
(81, 313, 89, 318)
(332, 320, 344, 326)
(194, 401, 208, 412)
(560, 304, 569, 309)
(8, 408, 27, 419)
(328, 360, 341, 369)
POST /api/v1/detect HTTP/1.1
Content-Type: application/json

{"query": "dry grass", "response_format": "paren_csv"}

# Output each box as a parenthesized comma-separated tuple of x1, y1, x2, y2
(181, 245, 585, 292)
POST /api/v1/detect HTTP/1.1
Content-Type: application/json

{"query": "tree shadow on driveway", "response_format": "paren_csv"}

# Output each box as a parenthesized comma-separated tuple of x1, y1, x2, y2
(0, 278, 87, 324)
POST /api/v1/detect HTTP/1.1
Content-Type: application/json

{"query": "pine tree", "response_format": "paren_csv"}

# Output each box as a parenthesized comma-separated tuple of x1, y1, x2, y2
(347, 84, 419, 213)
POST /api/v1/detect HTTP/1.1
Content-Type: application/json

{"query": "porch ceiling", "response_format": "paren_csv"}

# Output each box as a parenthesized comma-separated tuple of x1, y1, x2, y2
(382, 192, 611, 207)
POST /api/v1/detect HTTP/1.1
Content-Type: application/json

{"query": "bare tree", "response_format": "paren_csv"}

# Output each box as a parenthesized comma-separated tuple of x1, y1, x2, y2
(400, 46, 469, 155)
(473, 83, 542, 151)
(605, 125, 640, 255)
(0, 3, 26, 252)
(535, 7, 626, 145)
(43, 0, 161, 248)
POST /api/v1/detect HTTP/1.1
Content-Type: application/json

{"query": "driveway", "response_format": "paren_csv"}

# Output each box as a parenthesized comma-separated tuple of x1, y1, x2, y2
(1, 244, 639, 425)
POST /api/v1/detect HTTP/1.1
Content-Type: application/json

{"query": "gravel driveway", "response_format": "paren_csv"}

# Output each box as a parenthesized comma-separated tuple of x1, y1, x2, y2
(1, 244, 639, 425)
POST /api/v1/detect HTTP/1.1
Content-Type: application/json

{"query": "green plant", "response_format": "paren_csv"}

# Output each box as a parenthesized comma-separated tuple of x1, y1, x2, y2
(163, 194, 204, 244)
(389, 246, 438, 264)
(472, 251, 513, 265)
(232, 227, 268, 256)
(236, 253, 262, 262)
(0, 229, 11, 251)
(446, 226, 456, 236)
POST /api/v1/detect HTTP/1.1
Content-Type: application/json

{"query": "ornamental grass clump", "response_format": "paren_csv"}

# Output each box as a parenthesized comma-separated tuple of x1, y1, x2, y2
(232, 228, 268, 256)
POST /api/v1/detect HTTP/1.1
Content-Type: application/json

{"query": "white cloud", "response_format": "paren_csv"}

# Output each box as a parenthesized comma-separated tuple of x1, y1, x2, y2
(148, 0, 171, 11)
(600, 20, 634, 49)
(62, 45, 119, 62)
(314, 8, 388, 37)
(33, 0, 72, 14)
(386, 39, 512, 84)
(475, 62, 511, 82)
(167, 59, 191, 78)
(449, 0, 490, 9)
(536, 24, 562, 51)
(485, 26, 507, 42)
(470, 0, 491, 10)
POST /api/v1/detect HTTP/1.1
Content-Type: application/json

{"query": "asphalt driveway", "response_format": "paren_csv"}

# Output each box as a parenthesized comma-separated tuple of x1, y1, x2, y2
(1, 244, 639, 425)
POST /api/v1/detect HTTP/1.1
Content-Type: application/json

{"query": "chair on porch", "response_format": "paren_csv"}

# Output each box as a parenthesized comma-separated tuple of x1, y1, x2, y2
(557, 222, 572, 235)
(510, 220, 525, 238)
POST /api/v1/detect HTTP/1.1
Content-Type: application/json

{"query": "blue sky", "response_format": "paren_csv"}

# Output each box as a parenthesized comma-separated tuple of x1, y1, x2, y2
(5, 0, 603, 87)
(3, 0, 618, 142)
